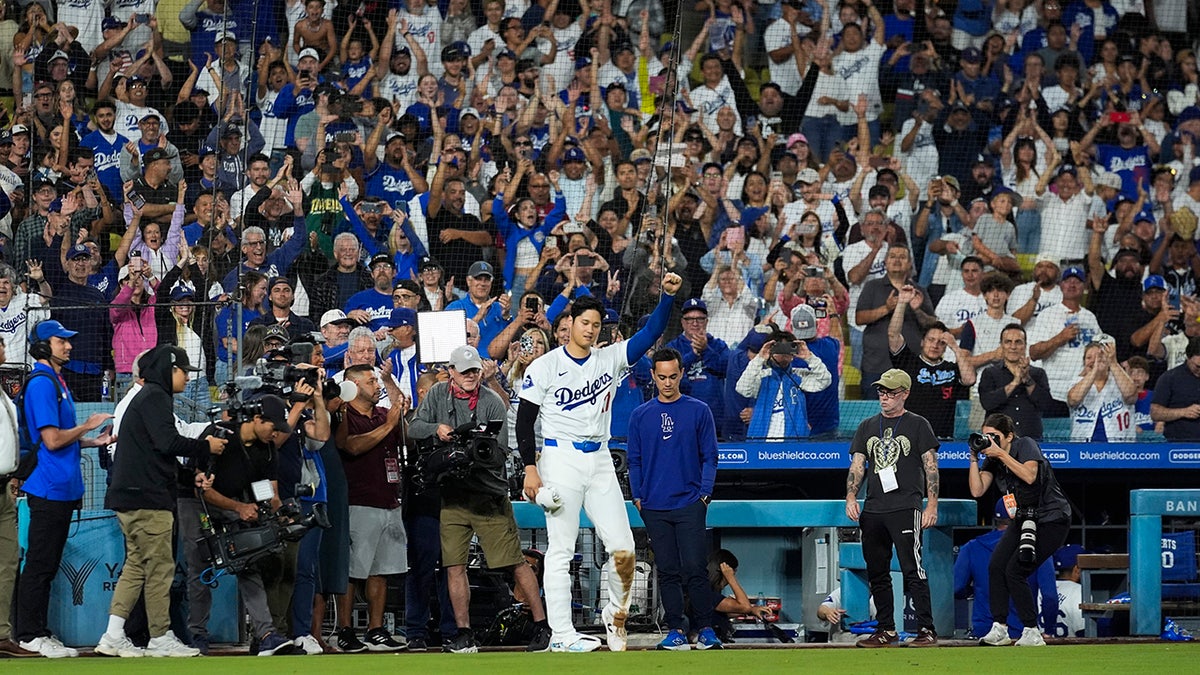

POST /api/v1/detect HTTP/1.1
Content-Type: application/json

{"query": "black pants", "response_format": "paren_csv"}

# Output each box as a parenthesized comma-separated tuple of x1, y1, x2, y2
(989, 517, 1070, 628)
(15, 495, 77, 642)
(860, 508, 933, 632)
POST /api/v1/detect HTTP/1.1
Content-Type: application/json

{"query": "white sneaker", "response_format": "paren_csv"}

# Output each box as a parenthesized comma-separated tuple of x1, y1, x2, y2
(19, 636, 78, 658)
(978, 622, 1013, 646)
(293, 634, 322, 655)
(96, 632, 145, 657)
(145, 631, 200, 657)
(1015, 627, 1046, 646)
(549, 633, 603, 653)
(602, 604, 627, 652)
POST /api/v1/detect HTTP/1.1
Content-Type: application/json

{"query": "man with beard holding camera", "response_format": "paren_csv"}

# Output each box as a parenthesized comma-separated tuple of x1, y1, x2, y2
(199, 394, 299, 656)
(967, 413, 1071, 647)
(97, 346, 228, 658)
(332, 364, 409, 652)
(410, 345, 551, 653)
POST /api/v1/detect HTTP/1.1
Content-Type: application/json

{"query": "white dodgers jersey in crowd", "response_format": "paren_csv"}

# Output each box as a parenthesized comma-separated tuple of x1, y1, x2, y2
(520, 344, 627, 445)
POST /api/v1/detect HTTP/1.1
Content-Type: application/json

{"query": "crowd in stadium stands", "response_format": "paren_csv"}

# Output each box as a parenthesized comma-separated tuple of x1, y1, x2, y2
(0, 0, 1197, 442)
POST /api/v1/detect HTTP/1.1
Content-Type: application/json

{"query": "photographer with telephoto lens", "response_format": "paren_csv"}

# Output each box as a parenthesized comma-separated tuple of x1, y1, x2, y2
(967, 413, 1071, 647)
(409, 345, 551, 654)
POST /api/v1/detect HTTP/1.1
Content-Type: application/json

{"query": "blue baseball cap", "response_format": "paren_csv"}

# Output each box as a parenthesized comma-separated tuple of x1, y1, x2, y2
(66, 243, 91, 260)
(574, 55, 592, 70)
(384, 307, 417, 328)
(994, 497, 1010, 521)
(1054, 544, 1087, 571)
(603, 309, 620, 324)
(1061, 266, 1086, 282)
(198, 144, 216, 157)
(1143, 274, 1167, 292)
(741, 324, 771, 353)
(31, 320, 77, 343)
(563, 147, 586, 163)
(102, 16, 123, 31)
(741, 205, 770, 227)
(681, 298, 707, 315)
(170, 285, 196, 302)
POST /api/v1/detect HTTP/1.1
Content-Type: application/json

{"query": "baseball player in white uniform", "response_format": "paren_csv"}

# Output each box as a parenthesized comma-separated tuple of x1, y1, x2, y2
(517, 274, 683, 652)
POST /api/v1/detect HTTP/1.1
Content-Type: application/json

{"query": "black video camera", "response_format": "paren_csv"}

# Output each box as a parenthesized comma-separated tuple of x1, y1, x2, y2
(197, 492, 330, 580)
(770, 341, 797, 357)
(415, 420, 503, 492)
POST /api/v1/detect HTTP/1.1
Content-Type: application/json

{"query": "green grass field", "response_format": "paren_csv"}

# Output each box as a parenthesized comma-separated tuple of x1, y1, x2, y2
(3, 644, 1197, 674)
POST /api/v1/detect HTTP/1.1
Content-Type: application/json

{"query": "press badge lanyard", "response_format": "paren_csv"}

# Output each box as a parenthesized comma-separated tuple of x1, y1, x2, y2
(878, 413, 904, 493)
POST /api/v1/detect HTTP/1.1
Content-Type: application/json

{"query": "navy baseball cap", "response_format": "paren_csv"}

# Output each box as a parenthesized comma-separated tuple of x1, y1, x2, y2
(198, 144, 216, 157)
(682, 298, 707, 315)
(170, 285, 196, 301)
(994, 497, 1010, 521)
(575, 55, 592, 70)
(102, 16, 123, 31)
(441, 41, 470, 61)
(385, 307, 417, 328)
(66, 243, 91, 260)
(1054, 544, 1087, 571)
(563, 147, 586, 163)
(31, 320, 77, 343)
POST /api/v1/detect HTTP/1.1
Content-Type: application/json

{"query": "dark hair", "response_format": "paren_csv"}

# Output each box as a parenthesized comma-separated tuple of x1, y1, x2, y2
(922, 320, 949, 338)
(68, 147, 92, 165)
(1000, 322, 1026, 339)
(92, 99, 116, 115)
(960, 255, 984, 270)
(707, 549, 739, 591)
(982, 412, 1017, 438)
(651, 347, 683, 371)
(1127, 355, 1150, 373)
(1186, 336, 1200, 359)
(247, 153, 270, 167)
(700, 53, 722, 69)
(759, 82, 782, 95)
(174, 101, 200, 124)
(570, 295, 605, 321)
(344, 363, 374, 380)
(980, 271, 1015, 295)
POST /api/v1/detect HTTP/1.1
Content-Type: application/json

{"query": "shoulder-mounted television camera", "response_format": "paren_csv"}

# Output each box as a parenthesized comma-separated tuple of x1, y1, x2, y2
(414, 419, 503, 493)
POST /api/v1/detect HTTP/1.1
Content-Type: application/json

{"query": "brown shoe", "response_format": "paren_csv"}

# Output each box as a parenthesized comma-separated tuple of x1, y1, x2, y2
(856, 630, 900, 648)
(908, 627, 938, 647)
(0, 638, 39, 657)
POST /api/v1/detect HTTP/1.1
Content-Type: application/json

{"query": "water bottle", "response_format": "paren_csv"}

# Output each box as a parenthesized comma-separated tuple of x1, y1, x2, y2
(101, 370, 112, 402)
(756, 592, 765, 607)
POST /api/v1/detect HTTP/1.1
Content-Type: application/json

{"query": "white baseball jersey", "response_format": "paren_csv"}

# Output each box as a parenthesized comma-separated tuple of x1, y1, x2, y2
(519, 344, 627, 444)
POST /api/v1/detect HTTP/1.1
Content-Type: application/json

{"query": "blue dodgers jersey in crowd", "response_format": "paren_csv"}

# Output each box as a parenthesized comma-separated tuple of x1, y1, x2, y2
(343, 288, 393, 331)
(80, 129, 128, 205)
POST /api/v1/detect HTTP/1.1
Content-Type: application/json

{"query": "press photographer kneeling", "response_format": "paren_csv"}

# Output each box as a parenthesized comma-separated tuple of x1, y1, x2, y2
(967, 413, 1071, 647)
(409, 345, 551, 654)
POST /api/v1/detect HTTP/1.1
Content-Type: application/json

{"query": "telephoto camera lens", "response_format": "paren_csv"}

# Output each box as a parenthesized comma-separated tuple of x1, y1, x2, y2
(1018, 518, 1038, 564)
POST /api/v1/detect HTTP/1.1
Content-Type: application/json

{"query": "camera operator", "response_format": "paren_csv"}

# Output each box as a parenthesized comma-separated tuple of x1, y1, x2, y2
(409, 345, 551, 654)
(967, 413, 1071, 648)
(332, 364, 409, 652)
(200, 393, 300, 656)
(273, 369, 333, 655)
(97, 346, 228, 658)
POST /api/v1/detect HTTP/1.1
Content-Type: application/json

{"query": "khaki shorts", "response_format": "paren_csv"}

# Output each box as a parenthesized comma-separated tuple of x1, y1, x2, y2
(440, 497, 524, 568)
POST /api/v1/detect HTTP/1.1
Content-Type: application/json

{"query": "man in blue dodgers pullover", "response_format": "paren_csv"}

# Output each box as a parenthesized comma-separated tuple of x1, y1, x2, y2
(15, 320, 114, 658)
(666, 298, 729, 434)
(734, 329, 832, 440)
(219, 183, 307, 294)
(627, 347, 722, 652)
(343, 254, 398, 332)
(954, 497, 1058, 640)
(447, 261, 510, 355)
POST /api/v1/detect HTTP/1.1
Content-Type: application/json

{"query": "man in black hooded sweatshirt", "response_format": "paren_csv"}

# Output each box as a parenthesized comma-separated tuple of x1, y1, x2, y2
(96, 346, 228, 658)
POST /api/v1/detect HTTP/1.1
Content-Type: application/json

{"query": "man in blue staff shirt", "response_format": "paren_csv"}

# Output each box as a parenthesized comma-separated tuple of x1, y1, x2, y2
(627, 347, 721, 652)
(344, 254, 399, 332)
(15, 320, 114, 658)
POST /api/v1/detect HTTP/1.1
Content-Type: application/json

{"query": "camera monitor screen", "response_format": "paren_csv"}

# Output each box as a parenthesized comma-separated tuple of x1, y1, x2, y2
(417, 310, 467, 365)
